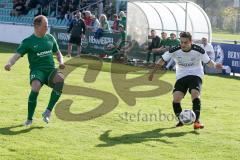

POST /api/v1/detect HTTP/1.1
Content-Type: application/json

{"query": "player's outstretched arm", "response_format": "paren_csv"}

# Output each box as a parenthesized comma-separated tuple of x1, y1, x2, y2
(148, 58, 165, 81)
(4, 53, 21, 71)
(56, 50, 65, 69)
(207, 60, 223, 70)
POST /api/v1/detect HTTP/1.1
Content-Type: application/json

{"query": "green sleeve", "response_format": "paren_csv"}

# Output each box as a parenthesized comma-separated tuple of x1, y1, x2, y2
(16, 39, 29, 57)
(121, 31, 126, 41)
(51, 35, 59, 53)
(120, 17, 126, 29)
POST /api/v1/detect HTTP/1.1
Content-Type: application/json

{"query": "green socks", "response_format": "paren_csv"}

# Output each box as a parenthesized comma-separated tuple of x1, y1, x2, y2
(27, 90, 39, 120)
(47, 90, 61, 111)
(27, 87, 62, 120)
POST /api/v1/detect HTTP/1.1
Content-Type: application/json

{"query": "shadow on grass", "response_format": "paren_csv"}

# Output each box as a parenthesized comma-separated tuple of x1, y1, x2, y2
(206, 73, 240, 81)
(0, 124, 44, 135)
(96, 127, 199, 147)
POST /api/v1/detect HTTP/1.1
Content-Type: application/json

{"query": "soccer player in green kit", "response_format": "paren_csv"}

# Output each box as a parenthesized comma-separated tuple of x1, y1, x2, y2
(4, 15, 65, 126)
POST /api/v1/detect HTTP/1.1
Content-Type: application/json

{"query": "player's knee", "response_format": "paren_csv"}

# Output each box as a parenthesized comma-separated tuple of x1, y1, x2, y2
(31, 80, 42, 92)
(53, 81, 64, 93)
(173, 91, 184, 103)
(173, 95, 182, 103)
(53, 73, 65, 83)
(173, 98, 181, 103)
(52, 73, 64, 93)
(191, 89, 200, 100)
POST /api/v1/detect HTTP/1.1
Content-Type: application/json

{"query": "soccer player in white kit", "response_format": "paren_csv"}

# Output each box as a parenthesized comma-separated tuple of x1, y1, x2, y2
(148, 32, 222, 129)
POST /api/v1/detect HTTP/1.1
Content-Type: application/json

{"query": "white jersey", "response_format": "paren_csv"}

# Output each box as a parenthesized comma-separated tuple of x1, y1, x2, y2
(200, 43, 215, 60)
(162, 44, 210, 80)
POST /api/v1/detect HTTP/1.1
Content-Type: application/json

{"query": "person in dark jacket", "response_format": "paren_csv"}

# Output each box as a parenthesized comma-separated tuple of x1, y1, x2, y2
(67, 11, 86, 57)
(146, 29, 161, 64)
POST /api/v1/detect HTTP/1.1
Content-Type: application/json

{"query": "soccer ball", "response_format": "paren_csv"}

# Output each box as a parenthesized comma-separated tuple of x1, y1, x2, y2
(179, 109, 196, 125)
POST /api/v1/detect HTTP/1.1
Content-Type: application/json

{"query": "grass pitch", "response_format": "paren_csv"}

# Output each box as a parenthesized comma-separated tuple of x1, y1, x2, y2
(0, 43, 240, 160)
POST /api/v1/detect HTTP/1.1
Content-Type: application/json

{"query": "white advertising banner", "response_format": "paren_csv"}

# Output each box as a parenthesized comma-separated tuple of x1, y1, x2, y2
(0, 24, 49, 44)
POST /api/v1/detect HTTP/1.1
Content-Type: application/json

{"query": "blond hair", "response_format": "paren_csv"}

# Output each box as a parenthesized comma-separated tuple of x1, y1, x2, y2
(33, 15, 47, 27)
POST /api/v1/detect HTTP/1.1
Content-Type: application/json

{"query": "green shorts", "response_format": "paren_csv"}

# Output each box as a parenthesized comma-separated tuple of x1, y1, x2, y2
(29, 68, 57, 86)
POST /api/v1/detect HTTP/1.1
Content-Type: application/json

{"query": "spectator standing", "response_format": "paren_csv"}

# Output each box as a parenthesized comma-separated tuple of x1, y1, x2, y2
(67, 11, 86, 57)
(111, 14, 120, 33)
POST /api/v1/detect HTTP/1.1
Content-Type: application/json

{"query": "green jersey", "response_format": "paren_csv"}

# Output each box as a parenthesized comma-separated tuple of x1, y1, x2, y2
(121, 31, 126, 42)
(160, 38, 170, 47)
(119, 17, 126, 30)
(168, 38, 180, 48)
(17, 33, 59, 70)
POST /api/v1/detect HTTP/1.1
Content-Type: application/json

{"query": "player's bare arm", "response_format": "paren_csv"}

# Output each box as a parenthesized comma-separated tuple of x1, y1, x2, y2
(56, 50, 65, 69)
(4, 53, 21, 71)
(207, 60, 223, 69)
(148, 58, 165, 81)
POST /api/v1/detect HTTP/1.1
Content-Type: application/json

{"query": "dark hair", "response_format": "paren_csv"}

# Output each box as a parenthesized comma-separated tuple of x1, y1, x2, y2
(180, 32, 192, 41)
(33, 15, 47, 27)
(161, 31, 166, 35)
(151, 29, 155, 32)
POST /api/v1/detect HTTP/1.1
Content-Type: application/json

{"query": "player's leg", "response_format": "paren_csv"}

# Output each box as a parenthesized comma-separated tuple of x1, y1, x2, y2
(191, 89, 204, 129)
(189, 76, 204, 129)
(191, 89, 201, 121)
(25, 71, 44, 126)
(42, 70, 64, 123)
(172, 77, 188, 127)
(173, 91, 185, 127)
(153, 53, 157, 64)
(146, 52, 151, 64)
(67, 43, 73, 57)
(68, 37, 74, 57)
(76, 38, 82, 57)
(48, 71, 64, 111)
(76, 45, 81, 57)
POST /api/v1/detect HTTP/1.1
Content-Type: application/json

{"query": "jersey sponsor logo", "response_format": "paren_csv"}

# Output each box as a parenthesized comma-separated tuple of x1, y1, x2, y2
(191, 57, 196, 61)
(36, 50, 52, 57)
(178, 62, 194, 67)
(30, 74, 35, 80)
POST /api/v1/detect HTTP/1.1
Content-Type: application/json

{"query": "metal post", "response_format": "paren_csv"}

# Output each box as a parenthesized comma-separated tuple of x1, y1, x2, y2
(237, 8, 240, 32)
(234, 0, 240, 32)
(79, 1, 81, 11)
(234, 11, 237, 33)
(56, 0, 58, 17)
(48, 2, 51, 17)
(185, 2, 188, 32)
